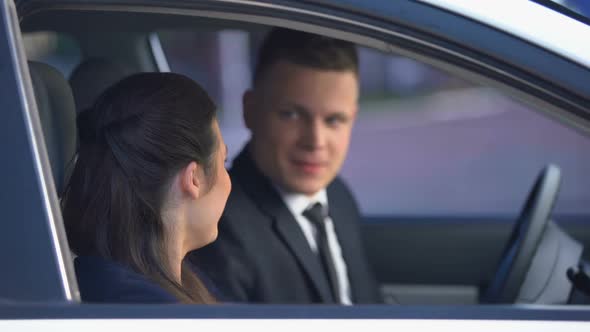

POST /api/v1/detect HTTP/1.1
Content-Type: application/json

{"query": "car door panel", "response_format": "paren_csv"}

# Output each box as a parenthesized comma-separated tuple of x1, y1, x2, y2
(362, 217, 589, 304)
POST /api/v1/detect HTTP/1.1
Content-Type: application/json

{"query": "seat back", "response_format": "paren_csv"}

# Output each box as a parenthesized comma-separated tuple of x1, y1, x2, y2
(29, 61, 77, 195)
(69, 57, 131, 113)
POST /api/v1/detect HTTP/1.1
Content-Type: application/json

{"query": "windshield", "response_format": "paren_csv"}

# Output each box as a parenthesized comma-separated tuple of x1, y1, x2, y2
(536, 0, 590, 24)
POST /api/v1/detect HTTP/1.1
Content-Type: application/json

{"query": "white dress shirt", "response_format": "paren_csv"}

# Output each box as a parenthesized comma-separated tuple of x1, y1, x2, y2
(277, 188, 352, 305)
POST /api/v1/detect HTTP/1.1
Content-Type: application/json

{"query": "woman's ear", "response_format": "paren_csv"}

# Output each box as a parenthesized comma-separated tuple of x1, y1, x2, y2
(180, 161, 201, 199)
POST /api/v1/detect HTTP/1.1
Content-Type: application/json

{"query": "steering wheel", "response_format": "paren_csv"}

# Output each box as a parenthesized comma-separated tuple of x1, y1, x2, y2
(481, 164, 561, 303)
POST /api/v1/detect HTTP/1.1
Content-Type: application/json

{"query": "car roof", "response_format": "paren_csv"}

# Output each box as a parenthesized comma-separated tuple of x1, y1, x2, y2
(420, 0, 590, 69)
(15, 0, 590, 69)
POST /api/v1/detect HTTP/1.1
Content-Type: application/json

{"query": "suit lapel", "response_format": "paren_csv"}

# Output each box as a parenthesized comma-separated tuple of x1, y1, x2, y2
(231, 147, 335, 303)
(271, 208, 334, 302)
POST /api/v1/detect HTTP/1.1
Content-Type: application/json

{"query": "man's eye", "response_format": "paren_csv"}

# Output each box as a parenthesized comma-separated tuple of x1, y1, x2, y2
(326, 116, 346, 127)
(278, 110, 300, 120)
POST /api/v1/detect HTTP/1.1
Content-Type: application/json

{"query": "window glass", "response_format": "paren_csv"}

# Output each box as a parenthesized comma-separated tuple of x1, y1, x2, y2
(23, 32, 81, 77)
(547, 0, 590, 21)
(345, 52, 590, 217)
(158, 28, 590, 219)
(158, 29, 253, 155)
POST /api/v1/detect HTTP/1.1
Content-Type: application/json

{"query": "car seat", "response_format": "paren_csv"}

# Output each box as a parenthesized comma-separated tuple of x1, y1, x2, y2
(28, 61, 77, 196)
(69, 57, 131, 114)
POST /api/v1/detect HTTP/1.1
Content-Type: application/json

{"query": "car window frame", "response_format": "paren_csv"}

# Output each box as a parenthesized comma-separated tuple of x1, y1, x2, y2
(0, 0, 78, 303)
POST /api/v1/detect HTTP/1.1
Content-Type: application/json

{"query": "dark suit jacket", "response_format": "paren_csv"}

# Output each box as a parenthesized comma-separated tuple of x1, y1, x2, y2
(75, 255, 177, 303)
(191, 147, 381, 304)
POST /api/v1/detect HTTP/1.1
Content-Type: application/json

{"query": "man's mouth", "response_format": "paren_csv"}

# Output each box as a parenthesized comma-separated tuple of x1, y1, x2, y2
(291, 160, 325, 174)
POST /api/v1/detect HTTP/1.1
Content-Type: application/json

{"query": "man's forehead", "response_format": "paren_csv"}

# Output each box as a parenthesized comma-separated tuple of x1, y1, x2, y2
(259, 60, 358, 86)
(261, 66, 357, 99)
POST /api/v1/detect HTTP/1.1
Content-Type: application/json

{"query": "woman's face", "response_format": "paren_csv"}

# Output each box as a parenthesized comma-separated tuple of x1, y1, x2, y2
(188, 120, 231, 249)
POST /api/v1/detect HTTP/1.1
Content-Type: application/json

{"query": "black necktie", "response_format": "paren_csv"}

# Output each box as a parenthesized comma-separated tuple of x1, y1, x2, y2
(303, 202, 340, 303)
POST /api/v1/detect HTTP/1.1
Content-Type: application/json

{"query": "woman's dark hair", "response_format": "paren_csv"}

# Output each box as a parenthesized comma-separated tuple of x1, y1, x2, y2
(62, 72, 218, 303)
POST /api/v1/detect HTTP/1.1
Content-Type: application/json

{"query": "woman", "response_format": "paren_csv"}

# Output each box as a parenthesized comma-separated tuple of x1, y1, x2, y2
(62, 73, 231, 303)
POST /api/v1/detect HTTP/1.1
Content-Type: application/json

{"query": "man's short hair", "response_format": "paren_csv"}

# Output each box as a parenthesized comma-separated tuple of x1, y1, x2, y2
(253, 28, 358, 85)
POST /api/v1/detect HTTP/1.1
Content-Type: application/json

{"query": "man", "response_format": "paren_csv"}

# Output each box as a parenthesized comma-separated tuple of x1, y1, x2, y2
(192, 28, 381, 304)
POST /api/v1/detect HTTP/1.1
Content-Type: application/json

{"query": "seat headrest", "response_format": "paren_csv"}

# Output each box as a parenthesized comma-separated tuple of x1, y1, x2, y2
(69, 57, 131, 113)
(29, 61, 77, 195)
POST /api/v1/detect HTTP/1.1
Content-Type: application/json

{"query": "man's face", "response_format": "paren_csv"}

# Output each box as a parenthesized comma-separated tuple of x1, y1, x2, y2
(245, 60, 359, 196)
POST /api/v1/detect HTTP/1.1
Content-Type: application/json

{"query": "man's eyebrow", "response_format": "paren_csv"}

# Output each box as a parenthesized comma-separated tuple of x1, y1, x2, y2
(282, 102, 351, 119)
(279, 102, 313, 119)
(326, 110, 350, 118)
(281, 101, 308, 113)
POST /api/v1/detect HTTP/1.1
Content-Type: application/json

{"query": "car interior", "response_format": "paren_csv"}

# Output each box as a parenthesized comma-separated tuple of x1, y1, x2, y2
(16, 6, 590, 306)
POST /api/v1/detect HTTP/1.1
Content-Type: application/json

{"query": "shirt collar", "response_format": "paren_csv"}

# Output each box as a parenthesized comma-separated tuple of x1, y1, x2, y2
(277, 187, 328, 217)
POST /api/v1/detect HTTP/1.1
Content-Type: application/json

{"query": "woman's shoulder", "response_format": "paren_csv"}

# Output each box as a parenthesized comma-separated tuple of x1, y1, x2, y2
(74, 255, 178, 303)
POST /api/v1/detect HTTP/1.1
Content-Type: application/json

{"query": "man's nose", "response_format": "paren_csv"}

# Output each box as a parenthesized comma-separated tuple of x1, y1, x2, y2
(302, 119, 327, 150)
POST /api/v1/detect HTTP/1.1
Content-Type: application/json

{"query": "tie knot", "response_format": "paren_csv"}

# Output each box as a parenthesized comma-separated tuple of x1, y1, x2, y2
(302, 202, 327, 225)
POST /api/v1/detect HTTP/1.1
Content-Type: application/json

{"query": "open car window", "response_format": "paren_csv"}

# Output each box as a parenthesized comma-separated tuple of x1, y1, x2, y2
(158, 28, 590, 217)
(156, 27, 590, 305)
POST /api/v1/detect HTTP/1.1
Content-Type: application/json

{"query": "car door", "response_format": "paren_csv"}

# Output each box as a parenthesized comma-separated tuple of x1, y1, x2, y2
(2, 0, 590, 329)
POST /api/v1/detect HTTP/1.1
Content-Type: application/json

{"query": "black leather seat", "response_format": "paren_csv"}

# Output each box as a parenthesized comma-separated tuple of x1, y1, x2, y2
(28, 61, 77, 195)
(69, 57, 131, 113)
